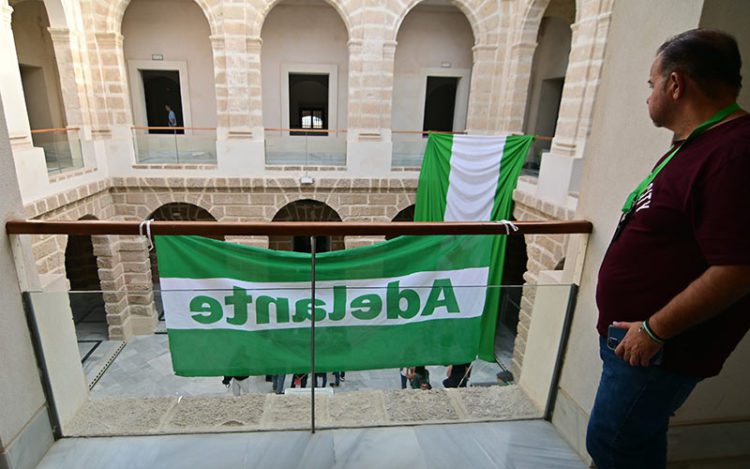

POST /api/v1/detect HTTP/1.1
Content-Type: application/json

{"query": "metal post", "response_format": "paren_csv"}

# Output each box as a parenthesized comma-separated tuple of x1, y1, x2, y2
(21, 292, 63, 439)
(173, 128, 180, 164)
(544, 283, 579, 421)
(310, 235, 316, 434)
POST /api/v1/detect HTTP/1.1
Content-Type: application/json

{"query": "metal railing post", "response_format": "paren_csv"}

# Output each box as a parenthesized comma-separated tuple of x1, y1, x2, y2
(310, 235, 317, 433)
(544, 283, 579, 421)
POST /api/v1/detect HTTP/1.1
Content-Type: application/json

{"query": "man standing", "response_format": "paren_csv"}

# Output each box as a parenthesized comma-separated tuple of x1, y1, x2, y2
(587, 29, 750, 468)
(166, 104, 177, 128)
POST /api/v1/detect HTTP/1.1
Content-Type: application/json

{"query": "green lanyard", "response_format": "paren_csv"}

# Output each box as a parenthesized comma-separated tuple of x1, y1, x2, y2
(621, 102, 740, 214)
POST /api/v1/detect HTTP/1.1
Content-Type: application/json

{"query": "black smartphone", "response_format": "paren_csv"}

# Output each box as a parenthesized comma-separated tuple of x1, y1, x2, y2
(607, 324, 626, 350)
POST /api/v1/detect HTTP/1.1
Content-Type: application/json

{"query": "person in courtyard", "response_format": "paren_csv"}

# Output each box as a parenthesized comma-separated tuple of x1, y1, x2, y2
(222, 376, 251, 396)
(442, 363, 471, 388)
(407, 366, 431, 390)
(587, 29, 750, 468)
(272, 374, 286, 395)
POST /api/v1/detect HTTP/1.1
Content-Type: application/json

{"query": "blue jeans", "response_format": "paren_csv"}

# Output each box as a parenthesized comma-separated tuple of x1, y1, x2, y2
(586, 337, 699, 469)
(272, 375, 285, 394)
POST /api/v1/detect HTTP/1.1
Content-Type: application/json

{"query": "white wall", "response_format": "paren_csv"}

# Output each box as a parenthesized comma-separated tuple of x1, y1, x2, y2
(11, 0, 65, 130)
(0, 88, 53, 469)
(122, 0, 217, 129)
(261, 0, 348, 133)
(392, 5, 473, 134)
(700, 0, 750, 109)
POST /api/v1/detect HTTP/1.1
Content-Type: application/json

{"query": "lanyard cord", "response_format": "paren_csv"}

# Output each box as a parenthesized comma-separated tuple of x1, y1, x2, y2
(621, 102, 741, 213)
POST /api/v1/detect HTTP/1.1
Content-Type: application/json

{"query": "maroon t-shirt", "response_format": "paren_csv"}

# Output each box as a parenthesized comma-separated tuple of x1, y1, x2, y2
(597, 114, 750, 378)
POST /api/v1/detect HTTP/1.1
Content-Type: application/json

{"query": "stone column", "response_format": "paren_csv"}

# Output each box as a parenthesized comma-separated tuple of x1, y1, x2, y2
(93, 32, 131, 136)
(550, 5, 614, 158)
(466, 44, 498, 133)
(0, 4, 33, 150)
(500, 41, 538, 133)
(47, 28, 89, 128)
(92, 234, 131, 340)
(118, 236, 157, 336)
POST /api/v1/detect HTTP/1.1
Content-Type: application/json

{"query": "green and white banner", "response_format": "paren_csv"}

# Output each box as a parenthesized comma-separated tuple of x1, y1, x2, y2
(157, 234, 492, 376)
(156, 133, 531, 376)
(414, 133, 534, 360)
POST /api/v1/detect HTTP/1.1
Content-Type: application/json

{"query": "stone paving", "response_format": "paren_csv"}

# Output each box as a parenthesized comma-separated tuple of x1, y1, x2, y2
(88, 332, 514, 399)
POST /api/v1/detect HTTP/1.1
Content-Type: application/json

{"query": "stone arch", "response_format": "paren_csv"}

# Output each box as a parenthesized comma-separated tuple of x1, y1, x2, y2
(143, 198, 220, 225)
(254, 0, 352, 39)
(390, 0, 483, 45)
(64, 214, 108, 339)
(147, 202, 218, 285)
(270, 199, 344, 253)
(386, 204, 415, 240)
(105, 0, 220, 35)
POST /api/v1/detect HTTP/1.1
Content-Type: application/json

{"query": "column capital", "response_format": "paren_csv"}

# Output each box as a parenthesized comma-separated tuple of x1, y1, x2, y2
(47, 27, 72, 43)
(95, 32, 124, 48)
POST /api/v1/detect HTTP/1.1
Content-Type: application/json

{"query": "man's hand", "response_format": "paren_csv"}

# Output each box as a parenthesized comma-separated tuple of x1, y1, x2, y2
(612, 321, 663, 367)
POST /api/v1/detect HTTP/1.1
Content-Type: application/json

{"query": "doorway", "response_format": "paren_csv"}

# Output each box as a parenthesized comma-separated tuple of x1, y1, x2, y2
(422, 76, 459, 135)
(141, 69, 183, 134)
(289, 73, 329, 136)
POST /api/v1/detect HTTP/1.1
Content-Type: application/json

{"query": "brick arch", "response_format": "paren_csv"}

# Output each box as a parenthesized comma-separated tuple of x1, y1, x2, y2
(390, 0, 483, 45)
(252, 0, 352, 39)
(143, 199, 220, 224)
(391, 204, 414, 222)
(270, 199, 344, 252)
(104, 0, 221, 35)
(147, 202, 218, 284)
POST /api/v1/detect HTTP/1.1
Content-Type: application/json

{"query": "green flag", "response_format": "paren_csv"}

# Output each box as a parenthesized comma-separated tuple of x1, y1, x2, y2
(157, 234, 493, 376)
(414, 133, 533, 360)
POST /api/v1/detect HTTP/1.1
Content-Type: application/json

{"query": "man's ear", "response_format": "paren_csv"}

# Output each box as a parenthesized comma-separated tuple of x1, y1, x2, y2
(668, 71, 684, 100)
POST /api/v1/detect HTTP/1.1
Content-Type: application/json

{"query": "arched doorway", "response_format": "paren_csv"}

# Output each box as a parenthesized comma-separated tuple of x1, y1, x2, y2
(391, 1, 473, 166)
(261, 0, 349, 165)
(387, 205, 415, 240)
(148, 203, 218, 318)
(122, 0, 217, 161)
(65, 215, 108, 357)
(270, 200, 343, 254)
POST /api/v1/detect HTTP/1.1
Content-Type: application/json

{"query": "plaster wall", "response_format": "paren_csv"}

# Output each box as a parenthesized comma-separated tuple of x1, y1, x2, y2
(0, 88, 52, 467)
(392, 5, 473, 135)
(700, 0, 750, 109)
(122, 0, 217, 129)
(11, 0, 65, 130)
(261, 1, 349, 132)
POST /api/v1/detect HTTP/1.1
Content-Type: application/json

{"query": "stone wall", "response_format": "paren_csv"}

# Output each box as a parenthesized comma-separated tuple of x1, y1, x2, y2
(511, 187, 574, 377)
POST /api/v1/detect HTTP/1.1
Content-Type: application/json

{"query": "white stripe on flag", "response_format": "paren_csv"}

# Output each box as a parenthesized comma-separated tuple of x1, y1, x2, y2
(444, 135, 508, 221)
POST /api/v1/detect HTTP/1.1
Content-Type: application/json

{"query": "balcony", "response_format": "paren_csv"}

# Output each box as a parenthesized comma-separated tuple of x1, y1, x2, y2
(131, 126, 217, 165)
(31, 127, 84, 175)
(264, 128, 347, 166)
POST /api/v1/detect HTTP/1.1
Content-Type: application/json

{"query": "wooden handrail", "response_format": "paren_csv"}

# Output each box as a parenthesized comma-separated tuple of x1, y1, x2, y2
(132, 126, 216, 131)
(265, 128, 345, 133)
(6, 219, 592, 236)
(30, 127, 81, 134)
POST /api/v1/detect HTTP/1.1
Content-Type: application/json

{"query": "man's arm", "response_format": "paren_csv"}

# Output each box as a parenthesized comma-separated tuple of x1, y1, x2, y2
(614, 265, 750, 367)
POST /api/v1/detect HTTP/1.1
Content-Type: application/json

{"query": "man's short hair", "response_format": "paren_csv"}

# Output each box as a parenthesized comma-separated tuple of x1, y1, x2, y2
(657, 29, 742, 98)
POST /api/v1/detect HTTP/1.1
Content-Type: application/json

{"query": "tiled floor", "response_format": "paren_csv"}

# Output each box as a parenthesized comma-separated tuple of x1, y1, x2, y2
(89, 333, 512, 398)
(39, 420, 586, 469)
